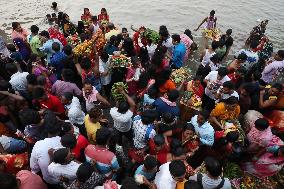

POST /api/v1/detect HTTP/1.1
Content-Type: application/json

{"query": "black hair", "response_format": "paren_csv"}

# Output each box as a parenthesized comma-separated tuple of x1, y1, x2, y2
(77, 21, 85, 34)
(141, 110, 157, 125)
(172, 146, 185, 157)
(211, 40, 219, 50)
(117, 101, 130, 114)
(168, 89, 179, 102)
(250, 40, 259, 49)
(138, 47, 150, 67)
(154, 68, 172, 89)
(0, 80, 13, 92)
(277, 50, 284, 59)
(109, 35, 117, 45)
(199, 110, 210, 120)
(161, 112, 175, 124)
(52, 42, 61, 52)
(53, 148, 69, 164)
(12, 22, 20, 30)
(32, 86, 46, 99)
(224, 96, 239, 105)
(147, 86, 158, 99)
(226, 131, 239, 143)
(252, 70, 262, 81)
(210, 10, 215, 16)
(121, 177, 139, 189)
(63, 92, 73, 101)
(172, 34, 181, 43)
(100, 51, 109, 62)
(169, 160, 186, 177)
(6, 43, 16, 52)
(122, 37, 135, 57)
(46, 14, 51, 18)
(63, 45, 73, 56)
(184, 180, 203, 189)
(108, 22, 115, 30)
(61, 133, 77, 149)
(255, 118, 269, 131)
(39, 30, 50, 39)
(226, 29, 232, 36)
(37, 75, 47, 86)
(19, 109, 41, 125)
(131, 56, 140, 65)
(223, 81, 234, 90)
(31, 25, 39, 34)
(210, 54, 220, 63)
(27, 74, 37, 85)
(184, 123, 195, 131)
(153, 134, 165, 146)
(52, 13, 56, 17)
(170, 138, 182, 152)
(96, 127, 111, 145)
(193, 75, 203, 81)
(122, 27, 128, 32)
(46, 119, 61, 135)
(5, 63, 18, 74)
(272, 83, 283, 92)
(92, 16, 98, 21)
(52, 2, 57, 8)
(88, 107, 103, 120)
(237, 53, 247, 62)
(204, 156, 222, 177)
(144, 156, 158, 170)
(217, 67, 228, 77)
(76, 162, 94, 182)
(62, 68, 74, 82)
(159, 25, 169, 39)
(0, 172, 18, 189)
(151, 46, 166, 67)
(80, 57, 92, 70)
(61, 121, 73, 135)
(184, 29, 193, 40)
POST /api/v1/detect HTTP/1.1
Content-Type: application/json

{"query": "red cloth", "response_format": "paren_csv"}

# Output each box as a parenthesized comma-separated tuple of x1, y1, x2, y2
(149, 138, 170, 164)
(98, 14, 109, 22)
(38, 94, 65, 114)
(48, 27, 67, 46)
(126, 68, 138, 96)
(72, 135, 89, 159)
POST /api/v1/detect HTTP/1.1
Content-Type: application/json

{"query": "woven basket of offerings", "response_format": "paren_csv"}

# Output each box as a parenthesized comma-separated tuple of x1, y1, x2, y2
(141, 28, 160, 44)
(110, 54, 132, 68)
(170, 67, 192, 85)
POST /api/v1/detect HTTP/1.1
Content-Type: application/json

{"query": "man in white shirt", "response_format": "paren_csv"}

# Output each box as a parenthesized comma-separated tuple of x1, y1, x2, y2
(110, 88, 135, 145)
(30, 122, 63, 184)
(98, 52, 112, 98)
(6, 63, 29, 93)
(48, 148, 81, 184)
(203, 67, 231, 111)
(189, 157, 232, 189)
(216, 81, 239, 103)
(154, 160, 186, 189)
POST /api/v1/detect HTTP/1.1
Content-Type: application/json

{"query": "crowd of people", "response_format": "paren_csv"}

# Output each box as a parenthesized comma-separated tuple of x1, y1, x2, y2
(0, 2, 284, 189)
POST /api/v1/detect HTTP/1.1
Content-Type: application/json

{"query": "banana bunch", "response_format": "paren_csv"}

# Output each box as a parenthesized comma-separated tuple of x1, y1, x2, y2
(203, 28, 221, 40)
(111, 82, 128, 101)
(73, 39, 95, 56)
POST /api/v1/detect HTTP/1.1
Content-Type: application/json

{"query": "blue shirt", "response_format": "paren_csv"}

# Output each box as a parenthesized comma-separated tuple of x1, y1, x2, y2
(153, 98, 180, 117)
(172, 43, 186, 68)
(39, 39, 63, 64)
(189, 115, 214, 146)
(135, 165, 156, 181)
(50, 51, 67, 79)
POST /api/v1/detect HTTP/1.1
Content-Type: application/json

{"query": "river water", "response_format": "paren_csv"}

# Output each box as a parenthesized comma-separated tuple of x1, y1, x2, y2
(1, 0, 283, 52)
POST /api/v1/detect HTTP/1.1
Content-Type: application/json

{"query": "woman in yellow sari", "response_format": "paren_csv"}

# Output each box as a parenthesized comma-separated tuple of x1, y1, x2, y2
(210, 96, 240, 130)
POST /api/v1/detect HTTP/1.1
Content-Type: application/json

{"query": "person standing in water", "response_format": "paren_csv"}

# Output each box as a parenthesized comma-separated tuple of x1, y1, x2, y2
(195, 10, 218, 49)
(195, 10, 217, 31)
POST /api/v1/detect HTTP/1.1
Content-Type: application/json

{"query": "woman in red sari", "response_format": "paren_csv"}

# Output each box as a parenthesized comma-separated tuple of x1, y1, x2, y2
(98, 8, 109, 23)
(0, 153, 29, 174)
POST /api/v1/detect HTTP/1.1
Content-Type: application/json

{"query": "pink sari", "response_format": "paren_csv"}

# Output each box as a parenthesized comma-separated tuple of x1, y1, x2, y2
(242, 125, 284, 178)
(180, 34, 193, 62)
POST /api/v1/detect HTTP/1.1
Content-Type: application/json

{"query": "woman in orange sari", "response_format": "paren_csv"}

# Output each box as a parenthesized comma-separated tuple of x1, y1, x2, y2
(210, 96, 240, 130)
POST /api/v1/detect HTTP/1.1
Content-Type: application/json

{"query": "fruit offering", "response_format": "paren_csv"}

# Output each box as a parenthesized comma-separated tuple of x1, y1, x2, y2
(67, 34, 81, 47)
(110, 55, 132, 68)
(170, 67, 192, 85)
(73, 39, 94, 56)
(92, 30, 106, 53)
(142, 28, 160, 44)
(203, 28, 221, 41)
(111, 82, 128, 101)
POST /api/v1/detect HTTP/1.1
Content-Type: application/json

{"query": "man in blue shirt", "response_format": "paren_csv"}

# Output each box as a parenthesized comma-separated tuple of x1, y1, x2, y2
(50, 42, 67, 79)
(171, 34, 186, 69)
(153, 89, 180, 117)
(39, 30, 63, 65)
